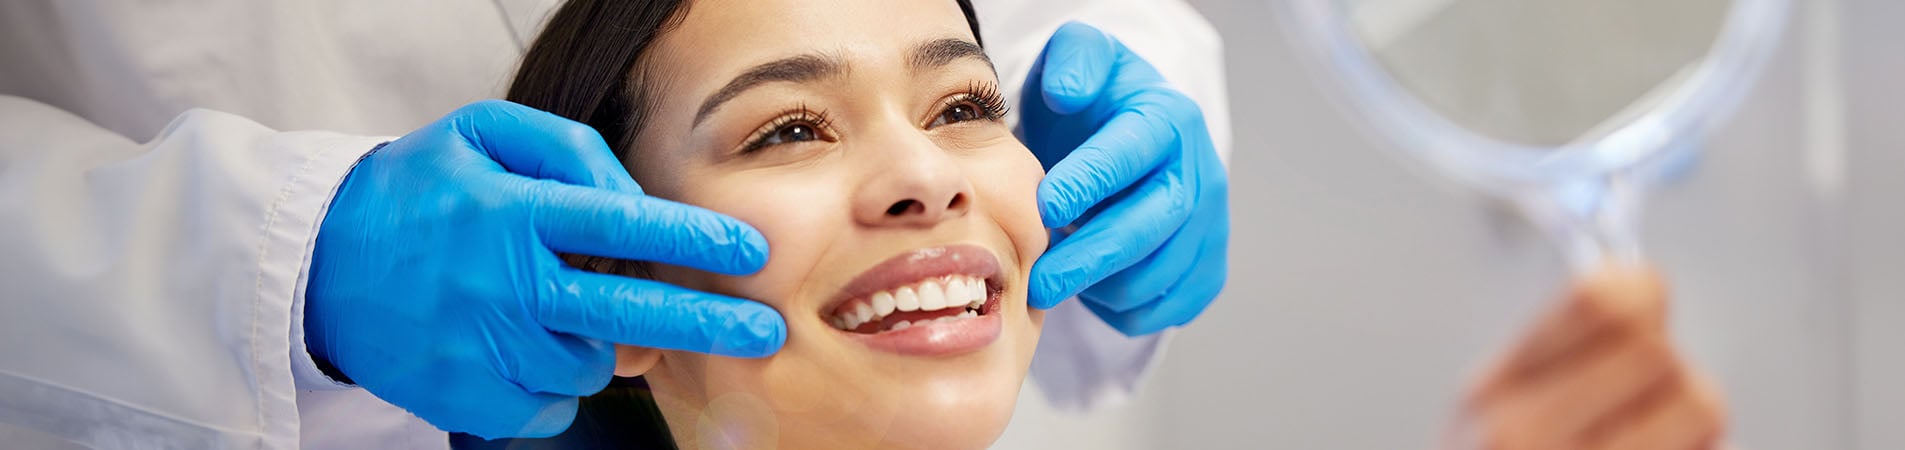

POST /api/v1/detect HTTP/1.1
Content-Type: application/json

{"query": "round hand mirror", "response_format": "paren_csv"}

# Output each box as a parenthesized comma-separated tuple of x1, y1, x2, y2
(1278, 0, 1791, 269)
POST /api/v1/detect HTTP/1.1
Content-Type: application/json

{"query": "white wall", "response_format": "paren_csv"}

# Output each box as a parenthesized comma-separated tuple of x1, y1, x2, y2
(1000, 0, 1904, 448)
(1843, 0, 1905, 448)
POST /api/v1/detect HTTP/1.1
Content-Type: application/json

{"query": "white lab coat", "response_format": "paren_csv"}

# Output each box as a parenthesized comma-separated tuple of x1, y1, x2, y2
(0, 0, 1231, 448)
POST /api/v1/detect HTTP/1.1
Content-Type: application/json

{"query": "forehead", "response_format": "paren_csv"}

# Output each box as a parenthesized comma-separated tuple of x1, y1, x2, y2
(648, 0, 978, 89)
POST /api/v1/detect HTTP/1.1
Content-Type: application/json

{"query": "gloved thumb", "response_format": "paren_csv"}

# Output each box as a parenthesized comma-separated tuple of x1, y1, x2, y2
(1038, 22, 1120, 115)
(452, 100, 644, 195)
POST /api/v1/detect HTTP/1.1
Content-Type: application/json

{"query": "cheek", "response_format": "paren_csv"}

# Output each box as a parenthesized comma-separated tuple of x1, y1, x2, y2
(634, 168, 862, 434)
(969, 145, 1048, 269)
(653, 169, 850, 302)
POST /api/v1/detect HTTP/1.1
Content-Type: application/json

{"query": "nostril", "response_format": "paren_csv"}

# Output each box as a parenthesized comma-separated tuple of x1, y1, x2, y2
(886, 199, 921, 216)
(947, 193, 966, 211)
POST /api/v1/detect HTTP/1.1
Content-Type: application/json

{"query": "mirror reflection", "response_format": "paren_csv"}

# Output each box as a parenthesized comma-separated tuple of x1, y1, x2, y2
(1344, 0, 1733, 146)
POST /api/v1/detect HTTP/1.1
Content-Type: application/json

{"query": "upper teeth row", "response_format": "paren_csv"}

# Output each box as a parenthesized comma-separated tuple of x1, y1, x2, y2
(832, 275, 988, 331)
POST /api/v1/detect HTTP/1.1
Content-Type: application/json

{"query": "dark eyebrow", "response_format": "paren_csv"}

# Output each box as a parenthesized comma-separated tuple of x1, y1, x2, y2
(693, 53, 845, 128)
(908, 38, 991, 72)
(689, 39, 989, 129)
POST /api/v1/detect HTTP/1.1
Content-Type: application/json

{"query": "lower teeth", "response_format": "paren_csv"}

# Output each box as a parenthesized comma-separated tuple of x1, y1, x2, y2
(881, 309, 981, 332)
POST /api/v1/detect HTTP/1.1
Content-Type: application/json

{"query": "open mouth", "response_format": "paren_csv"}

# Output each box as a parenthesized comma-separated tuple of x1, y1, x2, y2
(823, 245, 1005, 336)
(828, 274, 1002, 333)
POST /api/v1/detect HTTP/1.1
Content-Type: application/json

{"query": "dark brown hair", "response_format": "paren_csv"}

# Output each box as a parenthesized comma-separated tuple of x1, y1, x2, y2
(506, 0, 683, 161)
(453, 1, 988, 448)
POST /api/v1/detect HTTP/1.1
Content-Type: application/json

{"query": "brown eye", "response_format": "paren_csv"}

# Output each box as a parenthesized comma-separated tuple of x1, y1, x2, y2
(927, 83, 1009, 129)
(930, 102, 984, 128)
(762, 123, 820, 147)
(740, 105, 834, 154)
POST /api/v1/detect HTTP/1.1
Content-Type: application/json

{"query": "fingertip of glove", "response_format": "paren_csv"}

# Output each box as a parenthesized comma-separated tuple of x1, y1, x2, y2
(720, 304, 787, 358)
(458, 99, 519, 117)
(1040, 22, 1114, 114)
(1052, 22, 1113, 59)
(1028, 289, 1061, 310)
(1026, 263, 1070, 310)
(1040, 81, 1094, 116)
(738, 226, 771, 271)
(1035, 183, 1075, 229)
(707, 218, 771, 275)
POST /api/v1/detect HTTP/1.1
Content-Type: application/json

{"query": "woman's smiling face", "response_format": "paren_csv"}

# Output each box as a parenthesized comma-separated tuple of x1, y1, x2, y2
(608, 0, 1048, 447)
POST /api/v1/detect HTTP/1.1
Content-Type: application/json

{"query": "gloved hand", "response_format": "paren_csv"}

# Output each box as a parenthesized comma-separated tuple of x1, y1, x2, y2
(1019, 22, 1230, 336)
(306, 100, 784, 439)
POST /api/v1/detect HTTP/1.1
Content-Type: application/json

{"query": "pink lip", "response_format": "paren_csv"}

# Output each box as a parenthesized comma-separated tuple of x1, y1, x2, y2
(843, 309, 1002, 357)
(825, 245, 1006, 357)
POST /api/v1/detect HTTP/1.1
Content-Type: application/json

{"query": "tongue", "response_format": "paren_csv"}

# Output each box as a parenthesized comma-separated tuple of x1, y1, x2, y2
(853, 308, 968, 333)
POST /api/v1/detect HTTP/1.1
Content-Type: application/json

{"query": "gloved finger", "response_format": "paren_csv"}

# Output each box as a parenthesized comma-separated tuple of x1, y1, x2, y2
(1029, 161, 1193, 308)
(1036, 93, 1187, 228)
(1079, 225, 1205, 314)
(452, 100, 642, 194)
(1077, 146, 1229, 312)
(422, 373, 580, 439)
(534, 267, 786, 358)
(1037, 22, 1120, 115)
(1079, 248, 1224, 336)
(527, 180, 768, 275)
(508, 333, 616, 397)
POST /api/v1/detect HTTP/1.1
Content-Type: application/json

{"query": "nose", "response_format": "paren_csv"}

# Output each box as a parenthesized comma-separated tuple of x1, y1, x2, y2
(853, 135, 973, 228)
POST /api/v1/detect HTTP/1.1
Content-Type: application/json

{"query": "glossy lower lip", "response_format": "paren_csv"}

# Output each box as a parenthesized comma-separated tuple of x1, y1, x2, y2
(841, 305, 1003, 357)
(825, 245, 1006, 357)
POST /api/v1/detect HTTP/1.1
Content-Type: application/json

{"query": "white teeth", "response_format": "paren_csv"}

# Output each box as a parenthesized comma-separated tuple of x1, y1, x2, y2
(872, 291, 896, 316)
(853, 303, 874, 327)
(832, 276, 993, 332)
(895, 286, 920, 312)
(918, 280, 947, 311)
(966, 277, 986, 308)
(944, 278, 968, 308)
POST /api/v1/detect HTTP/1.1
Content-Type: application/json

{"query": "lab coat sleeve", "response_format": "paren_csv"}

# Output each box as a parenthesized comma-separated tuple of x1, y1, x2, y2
(977, 0, 1232, 412)
(0, 95, 386, 449)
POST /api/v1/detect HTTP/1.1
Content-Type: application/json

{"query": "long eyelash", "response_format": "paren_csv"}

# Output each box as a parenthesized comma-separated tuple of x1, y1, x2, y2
(742, 103, 833, 153)
(952, 81, 1010, 120)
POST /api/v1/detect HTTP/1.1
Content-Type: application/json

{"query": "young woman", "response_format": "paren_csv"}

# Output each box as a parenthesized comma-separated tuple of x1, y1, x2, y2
(460, 0, 1047, 448)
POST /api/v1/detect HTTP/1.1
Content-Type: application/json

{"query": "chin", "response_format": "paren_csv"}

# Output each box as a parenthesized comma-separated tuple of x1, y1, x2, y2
(876, 372, 1028, 449)
(799, 304, 1044, 450)
(671, 301, 1042, 449)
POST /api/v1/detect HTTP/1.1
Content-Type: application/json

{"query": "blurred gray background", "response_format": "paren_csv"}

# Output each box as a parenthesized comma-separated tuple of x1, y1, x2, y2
(996, 0, 1905, 448)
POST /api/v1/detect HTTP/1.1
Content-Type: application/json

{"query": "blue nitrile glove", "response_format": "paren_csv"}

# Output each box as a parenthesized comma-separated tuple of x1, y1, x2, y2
(1019, 22, 1230, 337)
(306, 100, 785, 439)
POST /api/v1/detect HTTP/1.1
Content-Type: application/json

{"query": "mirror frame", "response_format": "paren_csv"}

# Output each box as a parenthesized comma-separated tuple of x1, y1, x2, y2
(1275, 0, 1790, 267)
(1276, 0, 1791, 189)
